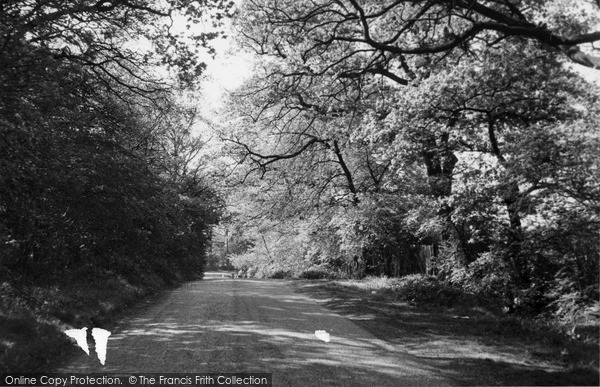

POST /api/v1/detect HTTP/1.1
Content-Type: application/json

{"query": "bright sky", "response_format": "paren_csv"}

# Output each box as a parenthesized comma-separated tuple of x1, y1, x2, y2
(572, 63, 600, 85)
(199, 38, 253, 114)
(165, 2, 253, 138)
(169, 0, 252, 116)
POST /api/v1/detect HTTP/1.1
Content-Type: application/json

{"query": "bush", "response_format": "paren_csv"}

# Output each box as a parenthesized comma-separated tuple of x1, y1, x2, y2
(268, 270, 292, 279)
(299, 268, 335, 280)
(338, 274, 462, 306)
(350, 275, 399, 290)
(246, 266, 258, 278)
(393, 274, 462, 307)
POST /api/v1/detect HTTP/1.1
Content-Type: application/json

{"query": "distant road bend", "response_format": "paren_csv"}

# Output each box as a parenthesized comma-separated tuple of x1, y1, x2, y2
(60, 272, 451, 386)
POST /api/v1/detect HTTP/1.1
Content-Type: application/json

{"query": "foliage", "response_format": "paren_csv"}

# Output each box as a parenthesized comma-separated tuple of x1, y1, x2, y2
(224, 216, 317, 278)
(0, 4, 225, 374)
(216, 0, 600, 328)
(0, 0, 233, 91)
(299, 269, 336, 280)
(0, 0, 233, 374)
(268, 270, 293, 279)
(341, 274, 462, 306)
(0, 64, 219, 281)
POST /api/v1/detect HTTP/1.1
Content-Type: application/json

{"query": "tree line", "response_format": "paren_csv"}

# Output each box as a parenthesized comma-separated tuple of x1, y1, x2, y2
(219, 0, 600, 320)
(0, 0, 229, 286)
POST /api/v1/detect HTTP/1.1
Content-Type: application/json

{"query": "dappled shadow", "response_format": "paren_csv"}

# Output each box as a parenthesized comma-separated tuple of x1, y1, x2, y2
(57, 279, 449, 386)
(429, 357, 600, 386)
(295, 282, 600, 386)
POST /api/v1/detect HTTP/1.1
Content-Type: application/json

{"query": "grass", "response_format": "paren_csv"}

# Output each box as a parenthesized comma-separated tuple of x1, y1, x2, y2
(294, 275, 600, 386)
(0, 265, 191, 373)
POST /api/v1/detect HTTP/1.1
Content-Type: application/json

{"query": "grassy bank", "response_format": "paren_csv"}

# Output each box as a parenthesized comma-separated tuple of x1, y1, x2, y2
(0, 265, 199, 373)
(294, 275, 599, 386)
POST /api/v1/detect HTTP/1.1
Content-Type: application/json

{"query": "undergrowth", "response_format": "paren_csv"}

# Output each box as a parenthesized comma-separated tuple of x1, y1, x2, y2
(336, 274, 600, 345)
(0, 264, 199, 372)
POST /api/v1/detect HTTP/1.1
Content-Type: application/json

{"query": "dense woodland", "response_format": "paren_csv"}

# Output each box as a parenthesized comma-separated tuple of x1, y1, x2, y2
(0, 1, 232, 285)
(0, 1, 599, 369)
(0, 4, 230, 371)
(215, 0, 600, 324)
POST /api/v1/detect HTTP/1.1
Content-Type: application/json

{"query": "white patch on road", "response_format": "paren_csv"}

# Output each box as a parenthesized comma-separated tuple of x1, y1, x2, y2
(65, 327, 112, 365)
(315, 330, 331, 343)
(64, 328, 89, 355)
(91, 328, 111, 365)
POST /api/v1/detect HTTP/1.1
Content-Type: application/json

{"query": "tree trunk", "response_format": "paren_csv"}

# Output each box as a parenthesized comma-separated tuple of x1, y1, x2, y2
(332, 139, 358, 205)
(421, 133, 468, 263)
(488, 116, 528, 285)
(502, 180, 529, 285)
(422, 134, 457, 198)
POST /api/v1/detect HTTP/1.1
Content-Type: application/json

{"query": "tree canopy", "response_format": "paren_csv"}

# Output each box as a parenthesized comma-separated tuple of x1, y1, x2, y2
(1, 0, 227, 285)
(218, 0, 600, 320)
(1, 0, 234, 94)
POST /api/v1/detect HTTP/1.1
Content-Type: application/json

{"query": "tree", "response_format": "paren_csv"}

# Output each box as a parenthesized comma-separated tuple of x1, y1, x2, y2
(239, 0, 600, 72)
(0, 2, 226, 281)
(1, 0, 233, 96)
(232, 0, 600, 201)
(230, 1, 599, 212)
(219, 0, 600, 316)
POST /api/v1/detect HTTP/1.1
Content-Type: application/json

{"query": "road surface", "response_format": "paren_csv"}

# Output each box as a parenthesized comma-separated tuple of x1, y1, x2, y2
(59, 273, 452, 386)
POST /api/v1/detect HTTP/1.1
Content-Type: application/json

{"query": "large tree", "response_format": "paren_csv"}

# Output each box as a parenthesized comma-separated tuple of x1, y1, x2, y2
(232, 0, 600, 193)
(222, 0, 599, 301)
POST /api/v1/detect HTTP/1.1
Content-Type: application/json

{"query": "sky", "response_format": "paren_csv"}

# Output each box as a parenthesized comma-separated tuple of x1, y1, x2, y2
(174, 0, 252, 116)
(164, 2, 254, 140)
(199, 38, 253, 114)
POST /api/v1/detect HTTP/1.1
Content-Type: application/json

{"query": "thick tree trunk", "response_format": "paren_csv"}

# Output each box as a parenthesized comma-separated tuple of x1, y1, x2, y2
(422, 134, 457, 198)
(502, 180, 529, 285)
(421, 133, 469, 264)
(488, 117, 528, 285)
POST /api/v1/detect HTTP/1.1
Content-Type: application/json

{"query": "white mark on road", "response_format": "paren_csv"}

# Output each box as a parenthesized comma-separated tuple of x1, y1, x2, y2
(64, 328, 89, 355)
(65, 327, 111, 365)
(91, 328, 111, 365)
(315, 330, 331, 343)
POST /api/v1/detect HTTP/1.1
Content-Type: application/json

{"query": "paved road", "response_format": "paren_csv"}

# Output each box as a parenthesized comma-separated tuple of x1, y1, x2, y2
(59, 274, 451, 386)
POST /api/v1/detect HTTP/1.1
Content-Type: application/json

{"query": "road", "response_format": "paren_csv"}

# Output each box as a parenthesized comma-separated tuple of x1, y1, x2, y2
(59, 273, 452, 386)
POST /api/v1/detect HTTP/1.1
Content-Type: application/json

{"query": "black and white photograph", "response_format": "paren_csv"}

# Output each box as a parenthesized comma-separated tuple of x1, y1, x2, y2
(1, 1, 599, 386)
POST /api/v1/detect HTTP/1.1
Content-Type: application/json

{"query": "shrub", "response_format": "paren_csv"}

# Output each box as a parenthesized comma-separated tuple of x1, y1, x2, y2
(394, 274, 462, 307)
(246, 266, 258, 278)
(299, 268, 335, 280)
(268, 270, 292, 279)
(354, 275, 400, 290)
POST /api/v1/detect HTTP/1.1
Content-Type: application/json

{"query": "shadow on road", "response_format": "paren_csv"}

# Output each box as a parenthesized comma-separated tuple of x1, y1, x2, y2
(59, 279, 448, 386)
(294, 281, 600, 386)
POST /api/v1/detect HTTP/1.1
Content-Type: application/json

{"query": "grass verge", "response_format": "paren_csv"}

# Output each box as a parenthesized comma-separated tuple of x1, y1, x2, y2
(294, 275, 600, 386)
(0, 265, 195, 373)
